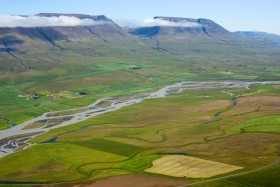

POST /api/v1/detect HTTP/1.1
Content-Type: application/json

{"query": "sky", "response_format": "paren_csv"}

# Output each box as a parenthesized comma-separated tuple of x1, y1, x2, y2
(0, 0, 279, 34)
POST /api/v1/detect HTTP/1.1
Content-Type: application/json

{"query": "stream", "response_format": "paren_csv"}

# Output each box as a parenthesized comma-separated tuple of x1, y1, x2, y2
(0, 81, 280, 158)
(203, 95, 239, 124)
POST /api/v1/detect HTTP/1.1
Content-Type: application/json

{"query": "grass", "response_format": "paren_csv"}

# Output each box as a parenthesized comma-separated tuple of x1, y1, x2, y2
(1, 47, 280, 130)
(228, 165, 280, 187)
(145, 155, 243, 178)
(194, 165, 280, 187)
(113, 154, 162, 172)
(0, 120, 10, 130)
(0, 185, 31, 187)
(0, 84, 279, 185)
(71, 139, 145, 157)
(193, 180, 250, 187)
(80, 154, 161, 176)
(23, 120, 47, 130)
(1, 29, 280, 186)
(47, 108, 88, 117)
(89, 169, 131, 180)
(0, 142, 126, 182)
(231, 114, 280, 132)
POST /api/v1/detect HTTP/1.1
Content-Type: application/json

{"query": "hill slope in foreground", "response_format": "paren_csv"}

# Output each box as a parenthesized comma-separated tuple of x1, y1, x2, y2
(0, 14, 279, 187)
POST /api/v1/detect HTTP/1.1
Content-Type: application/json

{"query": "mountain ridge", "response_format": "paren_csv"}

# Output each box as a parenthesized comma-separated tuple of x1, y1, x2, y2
(0, 13, 280, 72)
(129, 16, 230, 37)
(234, 31, 280, 46)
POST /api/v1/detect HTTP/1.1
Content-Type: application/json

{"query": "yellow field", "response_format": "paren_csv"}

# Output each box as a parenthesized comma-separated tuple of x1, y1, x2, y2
(145, 155, 243, 178)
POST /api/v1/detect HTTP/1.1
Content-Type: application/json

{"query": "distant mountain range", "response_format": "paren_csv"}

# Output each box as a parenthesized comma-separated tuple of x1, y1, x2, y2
(0, 13, 279, 72)
(234, 31, 280, 47)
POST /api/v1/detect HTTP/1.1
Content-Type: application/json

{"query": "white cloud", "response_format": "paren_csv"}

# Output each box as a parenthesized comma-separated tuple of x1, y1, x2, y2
(0, 14, 109, 27)
(115, 18, 201, 28)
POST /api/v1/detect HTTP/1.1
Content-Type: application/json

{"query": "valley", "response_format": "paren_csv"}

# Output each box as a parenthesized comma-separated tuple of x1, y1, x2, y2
(1, 81, 279, 158)
(0, 81, 279, 186)
(0, 13, 279, 187)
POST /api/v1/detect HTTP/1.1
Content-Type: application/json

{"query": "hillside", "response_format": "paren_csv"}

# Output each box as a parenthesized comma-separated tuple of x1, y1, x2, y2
(129, 16, 280, 66)
(0, 14, 280, 130)
(234, 31, 280, 47)
(1, 15, 280, 73)
(0, 14, 153, 71)
(129, 16, 230, 37)
(0, 13, 280, 187)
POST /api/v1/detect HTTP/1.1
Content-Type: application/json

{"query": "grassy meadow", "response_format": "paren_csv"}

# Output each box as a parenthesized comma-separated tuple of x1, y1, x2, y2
(0, 83, 279, 186)
(1, 49, 280, 130)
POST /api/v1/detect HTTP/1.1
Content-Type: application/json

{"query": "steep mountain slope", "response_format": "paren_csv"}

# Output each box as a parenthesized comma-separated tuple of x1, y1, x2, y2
(129, 16, 230, 37)
(0, 14, 280, 76)
(128, 16, 280, 65)
(0, 14, 152, 71)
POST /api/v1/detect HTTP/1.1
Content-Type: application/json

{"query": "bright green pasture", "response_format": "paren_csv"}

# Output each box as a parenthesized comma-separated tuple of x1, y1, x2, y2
(0, 84, 279, 185)
(1, 51, 280, 130)
(71, 139, 145, 157)
(0, 143, 126, 182)
(228, 165, 280, 187)
(232, 115, 280, 132)
(0, 88, 234, 183)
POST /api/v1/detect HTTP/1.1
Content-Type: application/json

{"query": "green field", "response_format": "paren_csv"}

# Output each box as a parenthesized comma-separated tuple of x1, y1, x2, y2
(231, 114, 280, 132)
(0, 143, 127, 182)
(0, 83, 279, 186)
(193, 165, 280, 187)
(1, 50, 280, 130)
(1, 11, 280, 187)
(72, 139, 145, 157)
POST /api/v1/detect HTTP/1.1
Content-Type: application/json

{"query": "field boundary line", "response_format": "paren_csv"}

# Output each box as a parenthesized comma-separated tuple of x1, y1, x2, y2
(177, 158, 280, 187)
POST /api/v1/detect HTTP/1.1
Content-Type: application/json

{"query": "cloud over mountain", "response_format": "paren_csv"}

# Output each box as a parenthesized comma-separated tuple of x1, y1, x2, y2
(114, 18, 201, 28)
(0, 14, 109, 27)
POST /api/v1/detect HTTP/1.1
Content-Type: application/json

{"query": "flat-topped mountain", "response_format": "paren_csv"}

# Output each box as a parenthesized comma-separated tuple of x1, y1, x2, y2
(0, 14, 131, 71)
(0, 14, 279, 72)
(129, 16, 230, 37)
(36, 13, 112, 22)
(127, 16, 280, 58)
